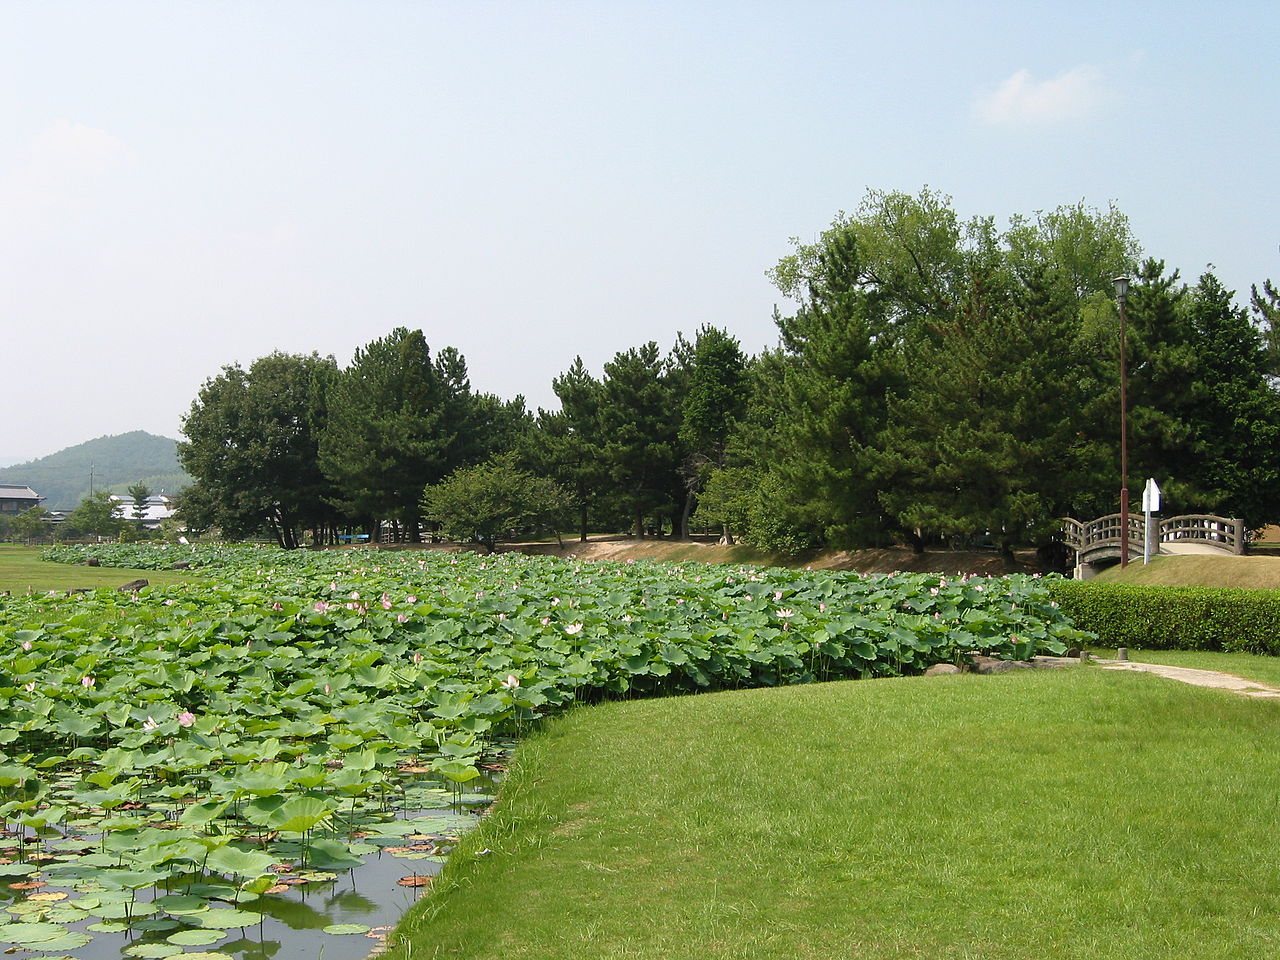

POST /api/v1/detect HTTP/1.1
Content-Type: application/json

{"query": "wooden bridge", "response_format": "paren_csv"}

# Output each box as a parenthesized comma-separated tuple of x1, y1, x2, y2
(1062, 514, 1246, 577)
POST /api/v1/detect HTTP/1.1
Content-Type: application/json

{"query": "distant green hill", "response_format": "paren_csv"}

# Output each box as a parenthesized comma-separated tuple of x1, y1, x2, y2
(0, 432, 191, 511)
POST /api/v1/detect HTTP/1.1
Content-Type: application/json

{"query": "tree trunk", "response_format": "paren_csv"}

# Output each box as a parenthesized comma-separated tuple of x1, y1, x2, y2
(721, 523, 735, 545)
(633, 505, 644, 539)
(678, 489, 694, 540)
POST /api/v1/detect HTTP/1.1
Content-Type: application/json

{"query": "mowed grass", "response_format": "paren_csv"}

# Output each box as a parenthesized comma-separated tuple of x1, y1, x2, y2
(388, 668, 1280, 960)
(1092, 554, 1280, 589)
(0, 544, 196, 592)
(1093, 649, 1280, 688)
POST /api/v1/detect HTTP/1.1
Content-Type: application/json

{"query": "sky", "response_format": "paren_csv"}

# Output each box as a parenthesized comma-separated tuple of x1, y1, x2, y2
(1, 0, 1277, 463)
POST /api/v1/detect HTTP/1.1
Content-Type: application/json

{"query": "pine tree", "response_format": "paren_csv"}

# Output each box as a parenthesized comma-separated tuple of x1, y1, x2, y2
(598, 343, 680, 537)
(319, 328, 456, 541)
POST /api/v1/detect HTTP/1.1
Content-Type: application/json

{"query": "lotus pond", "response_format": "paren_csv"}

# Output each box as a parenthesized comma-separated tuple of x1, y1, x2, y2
(0, 544, 1091, 958)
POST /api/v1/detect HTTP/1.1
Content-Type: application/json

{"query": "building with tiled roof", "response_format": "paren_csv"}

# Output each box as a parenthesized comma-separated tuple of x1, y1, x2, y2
(0, 484, 44, 516)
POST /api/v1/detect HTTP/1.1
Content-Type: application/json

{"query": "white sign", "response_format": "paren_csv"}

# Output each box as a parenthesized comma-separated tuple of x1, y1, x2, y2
(1142, 478, 1161, 513)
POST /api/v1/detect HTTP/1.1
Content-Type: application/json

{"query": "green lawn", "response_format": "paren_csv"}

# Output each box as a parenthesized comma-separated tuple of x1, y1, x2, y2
(386, 668, 1280, 960)
(0, 544, 196, 592)
(1093, 648, 1280, 688)
(1092, 554, 1280, 589)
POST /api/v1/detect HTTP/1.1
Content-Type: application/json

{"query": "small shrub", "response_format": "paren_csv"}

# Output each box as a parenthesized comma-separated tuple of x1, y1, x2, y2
(1047, 580, 1280, 655)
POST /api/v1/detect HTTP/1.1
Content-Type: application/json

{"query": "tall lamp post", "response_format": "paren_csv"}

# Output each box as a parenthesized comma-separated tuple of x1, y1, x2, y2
(1114, 275, 1131, 567)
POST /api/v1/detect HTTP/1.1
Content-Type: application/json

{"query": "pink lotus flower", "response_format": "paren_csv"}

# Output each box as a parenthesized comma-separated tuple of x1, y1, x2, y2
(396, 613, 409, 623)
(502, 674, 520, 689)
(381, 599, 393, 610)
(80, 676, 95, 688)
(21, 640, 31, 651)
(177, 711, 196, 727)
(776, 608, 794, 619)
(407, 595, 417, 603)
(314, 601, 331, 613)
(564, 623, 583, 635)
(143, 716, 159, 732)
(23, 682, 35, 692)
(271, 602, 283, 611)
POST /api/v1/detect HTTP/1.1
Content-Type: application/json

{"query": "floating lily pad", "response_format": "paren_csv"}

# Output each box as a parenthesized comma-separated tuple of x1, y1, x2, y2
(152, 894, 209, 915)
(190, 907, 261, 929)
(132, 917, 182, 932)
(167, 927, 226, 946)
(29, 931, 93, 950)
(86, 920, 130, 933)
(322, 922, 371, 934)
(0, 921, 66, 943)
(124, 943, 185, 958)
(94, 900, 158, 919)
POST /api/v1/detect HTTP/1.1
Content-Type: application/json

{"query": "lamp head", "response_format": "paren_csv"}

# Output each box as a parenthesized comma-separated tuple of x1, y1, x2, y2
(1113, 275, 1131, 305)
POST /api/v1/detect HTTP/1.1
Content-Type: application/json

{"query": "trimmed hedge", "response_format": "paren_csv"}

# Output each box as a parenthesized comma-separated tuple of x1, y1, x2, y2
(1047, 580, 1280, 654)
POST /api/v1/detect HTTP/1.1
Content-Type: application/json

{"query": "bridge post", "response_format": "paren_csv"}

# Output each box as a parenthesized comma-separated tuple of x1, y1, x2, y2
(1231, 518, 1246, 555)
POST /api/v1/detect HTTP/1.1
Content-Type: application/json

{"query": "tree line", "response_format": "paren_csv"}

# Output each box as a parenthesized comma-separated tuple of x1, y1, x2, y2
(175, 188, 1280, 555)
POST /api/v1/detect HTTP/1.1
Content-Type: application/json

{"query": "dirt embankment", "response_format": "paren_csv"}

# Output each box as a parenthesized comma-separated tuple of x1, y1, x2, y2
(498, 536, 1049, 576)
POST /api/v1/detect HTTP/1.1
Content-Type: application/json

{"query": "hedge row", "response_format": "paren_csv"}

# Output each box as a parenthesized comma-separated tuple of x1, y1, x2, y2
(1046, 580, 1280, 654)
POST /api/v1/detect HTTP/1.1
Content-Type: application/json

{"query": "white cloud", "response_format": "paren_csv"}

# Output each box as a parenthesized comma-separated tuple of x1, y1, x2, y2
(0, 121, 132, 230)
(972, 65, 1105, 125)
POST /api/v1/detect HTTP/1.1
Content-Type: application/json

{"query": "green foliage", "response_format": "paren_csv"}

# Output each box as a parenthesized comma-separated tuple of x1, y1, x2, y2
(126, 482, 151, 528)
(64, 491, 126, 538)
(1047, 580, 1280, 653)
(12, 507, 49, 541)
(597, 342, 681, 536)
(675, 326, 750, 538)
(529, 357, 609, 543)
(422, 454, 569, 549)
(319, 329, 512, 541)
(179, 351, 339, 548)
(877, 265, 1092, 549)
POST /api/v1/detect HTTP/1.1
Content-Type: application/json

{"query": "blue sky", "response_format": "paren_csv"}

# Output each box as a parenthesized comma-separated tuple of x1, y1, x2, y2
(2, 0, 1276, 462)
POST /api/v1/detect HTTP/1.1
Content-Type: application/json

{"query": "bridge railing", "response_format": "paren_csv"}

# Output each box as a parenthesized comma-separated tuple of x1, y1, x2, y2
(1062, 514, 1246, 555)
(1062, 514, 1144, 552)
(1159, 515, 1246, 554)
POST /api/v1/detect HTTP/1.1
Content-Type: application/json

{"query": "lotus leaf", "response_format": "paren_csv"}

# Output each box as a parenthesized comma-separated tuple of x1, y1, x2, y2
(0, 921, 66, 943)
(152, 894, 210, 915)
(167, 927, 227, 945)
(322, 923, 371, 934)
(124, 943, 185, 958)
(189, 907, 261, 929)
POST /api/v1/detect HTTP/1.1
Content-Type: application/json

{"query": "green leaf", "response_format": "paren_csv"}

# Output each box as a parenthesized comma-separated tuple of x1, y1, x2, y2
(167, 928, 227, 946)
(323, 923, 372, 934)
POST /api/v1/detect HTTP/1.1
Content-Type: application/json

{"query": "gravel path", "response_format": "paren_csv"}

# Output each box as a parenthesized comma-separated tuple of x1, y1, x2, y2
(1089, 658, 1280, 699)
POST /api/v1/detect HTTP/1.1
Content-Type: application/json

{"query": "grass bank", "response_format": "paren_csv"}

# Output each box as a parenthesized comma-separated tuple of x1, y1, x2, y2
(0, 544, 196, 592)
(387, 668, 1280, 959)
(1092, 554, 1280, 589)
(1093, 648, 1280, 688)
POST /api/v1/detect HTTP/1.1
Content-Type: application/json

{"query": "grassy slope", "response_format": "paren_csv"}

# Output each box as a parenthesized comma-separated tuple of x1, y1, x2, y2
(1094, 649, 1280, 688)
(1091, 554, 1280, 589)
(0, 544, 195, 592)
(388, 669, 1280, 960)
